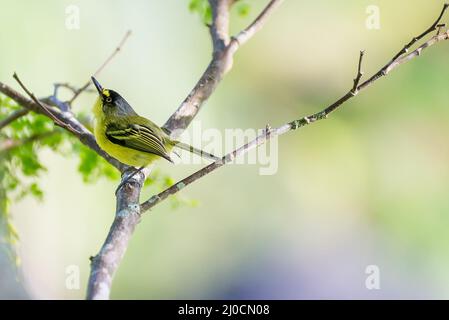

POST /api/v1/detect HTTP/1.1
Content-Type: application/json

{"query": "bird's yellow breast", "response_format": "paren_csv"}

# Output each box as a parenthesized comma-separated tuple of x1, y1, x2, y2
(92, 98, 160, 167)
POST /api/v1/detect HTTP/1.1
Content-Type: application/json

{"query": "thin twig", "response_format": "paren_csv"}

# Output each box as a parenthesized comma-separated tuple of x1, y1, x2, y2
(0, 81, 125, 171)
(352, 50, 365, 94)
(361, 3, 449, 91)
(0, 131, 56, 155)
(13, 74, 71, 129)
(436, 23, 446, 35)
(0, 108, 29, 130)
(230, 0, 283, 47)
(141, 8, 449, 213)
(69, 30, 132, 104)
(13, 73, 82, 135)
(1, 30, 132, 138)
(54, 82, 80, 95)
(392, 3, 449, 60)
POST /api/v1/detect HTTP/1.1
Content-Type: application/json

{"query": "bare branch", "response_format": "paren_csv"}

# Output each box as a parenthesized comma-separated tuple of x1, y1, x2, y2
(69, 30, 132, 104)
(436, 23, 446, 36)
(2, 31, 137, 299)
(141, 11, 449, 213)
(163, 57, 230, 135)
(352, 50, 365, 94)
(0, 131, 56, 155)
(0, 81, 125, 171)
(230, 0, 284, 48)
(360, 3, 449, 91)
(209, 0, 232, 53)
(392, 3, 448, 62)
(13, 73, 81, 134)
(86, 171, 144, 300)
(163, 0, 283, 136)
(0, 108, 29, 130)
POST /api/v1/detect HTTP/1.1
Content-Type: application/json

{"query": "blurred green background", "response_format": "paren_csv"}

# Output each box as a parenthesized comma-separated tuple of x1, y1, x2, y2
(2, 0, 449, 299)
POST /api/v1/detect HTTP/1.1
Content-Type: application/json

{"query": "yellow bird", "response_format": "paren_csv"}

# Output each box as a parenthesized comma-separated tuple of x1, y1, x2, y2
(91, 77, 219, 190)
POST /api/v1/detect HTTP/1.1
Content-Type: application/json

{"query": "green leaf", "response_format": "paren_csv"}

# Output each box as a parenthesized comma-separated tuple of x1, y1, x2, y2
(188, 0, 212, 25)
(77, 144, 100, 183)
(203, 5, 212, 24)
(237, 2, 250, 17)
(74, 141, 120, 183)
(13, 144, 45, 177)
(189, 0, 202, 12)
(29, 183, 44, 200)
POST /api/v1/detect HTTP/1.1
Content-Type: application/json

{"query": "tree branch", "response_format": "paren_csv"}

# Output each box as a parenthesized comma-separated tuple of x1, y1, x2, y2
(1, 32, 136, 299)
(69, 30, 132, 105)
(163, 0, 283, 135)
(208, 0, 232, 54)
(230, 0, 284, 47)
(352, 50, 365, 93)
(141, 8, 449, 213)
(86, 171, 143, 300)
(0, 30, 137, 300)
(0, 31, 132, 132)
(0, 108, 29, 130)
(360, 3, 449, 92)
(86, 0, 284, 300)
(0, 131, 56, 155)
(0, 81, 125, 171)
(13, 73, 82, 133)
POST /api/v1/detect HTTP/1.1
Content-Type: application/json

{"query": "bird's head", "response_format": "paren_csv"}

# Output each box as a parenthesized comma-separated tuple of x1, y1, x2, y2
(91, 76, 137, 118)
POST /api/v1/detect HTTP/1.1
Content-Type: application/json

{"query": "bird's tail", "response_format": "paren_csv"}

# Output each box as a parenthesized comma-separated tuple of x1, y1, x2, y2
(172, 141, 221, 162)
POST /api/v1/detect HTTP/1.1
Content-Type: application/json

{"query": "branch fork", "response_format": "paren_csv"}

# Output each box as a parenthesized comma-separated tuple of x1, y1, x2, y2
(351, 50, 365, 95)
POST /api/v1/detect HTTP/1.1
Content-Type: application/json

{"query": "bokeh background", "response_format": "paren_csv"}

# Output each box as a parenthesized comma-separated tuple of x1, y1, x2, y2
(1, 0, 449, 299)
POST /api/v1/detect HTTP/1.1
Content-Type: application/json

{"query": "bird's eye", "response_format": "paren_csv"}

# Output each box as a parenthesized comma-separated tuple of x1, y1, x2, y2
(105, 97, 112, 103)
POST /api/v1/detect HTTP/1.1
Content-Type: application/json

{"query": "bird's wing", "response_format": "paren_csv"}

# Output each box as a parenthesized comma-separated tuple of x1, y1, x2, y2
(105, 122, 173, 162)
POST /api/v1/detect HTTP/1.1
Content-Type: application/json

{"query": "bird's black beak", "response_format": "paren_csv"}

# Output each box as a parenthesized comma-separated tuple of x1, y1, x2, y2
(91, 76, 103, 95)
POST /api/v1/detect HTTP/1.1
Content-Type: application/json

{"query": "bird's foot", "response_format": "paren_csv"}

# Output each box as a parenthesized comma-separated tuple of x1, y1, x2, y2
(115, 166, 145, 195)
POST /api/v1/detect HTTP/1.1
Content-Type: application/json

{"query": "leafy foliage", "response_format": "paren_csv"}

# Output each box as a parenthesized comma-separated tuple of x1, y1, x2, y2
(0, 95, 120, 263)
(0, 91, 197, 263)
(188, 0, 251, 24)
(189, 0, 212, 24)
(72, 138, 120, 183)
(236, 2, 250, 17)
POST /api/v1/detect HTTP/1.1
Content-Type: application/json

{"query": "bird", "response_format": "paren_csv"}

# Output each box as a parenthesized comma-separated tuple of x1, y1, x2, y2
(91, 76, 219, 192)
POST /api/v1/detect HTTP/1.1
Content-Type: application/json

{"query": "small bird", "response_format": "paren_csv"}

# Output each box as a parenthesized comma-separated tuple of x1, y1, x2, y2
(91, 77, 219, 191)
